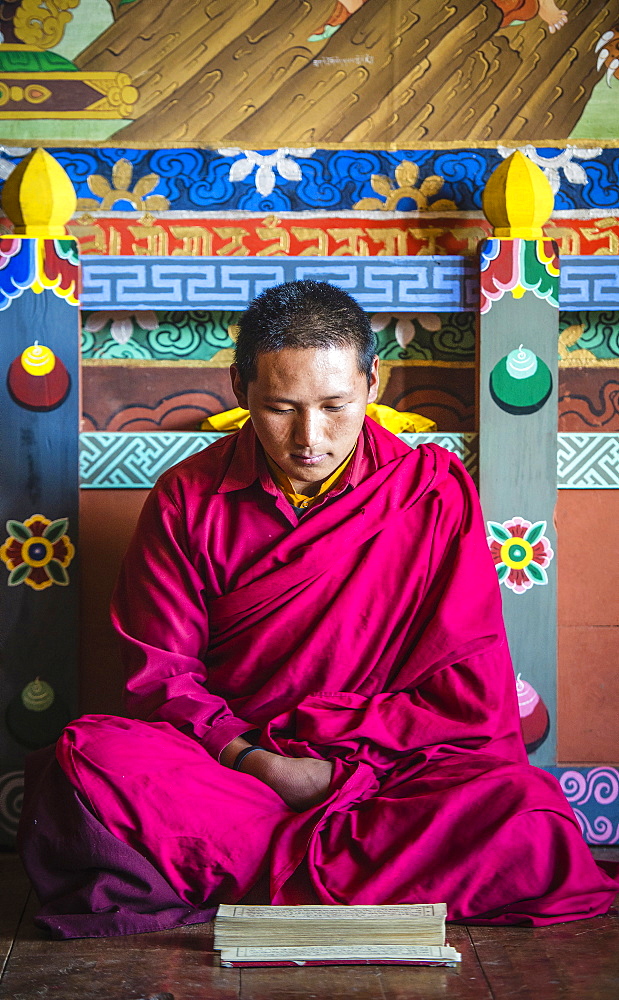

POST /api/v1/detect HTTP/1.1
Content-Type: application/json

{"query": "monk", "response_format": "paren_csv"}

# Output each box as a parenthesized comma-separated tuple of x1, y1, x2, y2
(19, 280, 617, 938)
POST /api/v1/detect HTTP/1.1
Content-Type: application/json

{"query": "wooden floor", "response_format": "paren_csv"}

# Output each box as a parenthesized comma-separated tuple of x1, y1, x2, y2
(2, 850, 618, 1000)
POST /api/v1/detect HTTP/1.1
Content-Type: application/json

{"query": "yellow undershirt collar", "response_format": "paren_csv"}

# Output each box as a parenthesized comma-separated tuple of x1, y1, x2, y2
(266, 446, 356, 510)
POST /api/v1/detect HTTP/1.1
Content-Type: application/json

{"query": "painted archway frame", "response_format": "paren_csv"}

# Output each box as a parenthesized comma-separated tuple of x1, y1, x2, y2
(1, 133, 616, 844)
(71, 250, 619, 844)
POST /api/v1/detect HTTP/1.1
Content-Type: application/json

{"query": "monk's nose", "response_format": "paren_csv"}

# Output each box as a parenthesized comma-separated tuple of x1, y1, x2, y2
(294, 410, 321, 449)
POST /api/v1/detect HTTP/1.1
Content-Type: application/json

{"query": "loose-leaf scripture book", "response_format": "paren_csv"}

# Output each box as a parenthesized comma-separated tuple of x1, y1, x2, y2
(214, 903, 461, 967)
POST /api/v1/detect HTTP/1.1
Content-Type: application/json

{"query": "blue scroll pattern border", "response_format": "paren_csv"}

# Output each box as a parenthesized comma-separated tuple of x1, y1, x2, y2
(80, 256, 479, 312)
(2, 148, 619, 213)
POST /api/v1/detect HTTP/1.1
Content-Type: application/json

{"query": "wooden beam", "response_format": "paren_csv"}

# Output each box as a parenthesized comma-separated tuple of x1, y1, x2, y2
(0, 151, 80, 846)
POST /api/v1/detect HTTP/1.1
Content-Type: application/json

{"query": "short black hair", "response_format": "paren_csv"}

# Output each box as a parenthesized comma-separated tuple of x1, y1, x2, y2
(235, 280, 376, 387)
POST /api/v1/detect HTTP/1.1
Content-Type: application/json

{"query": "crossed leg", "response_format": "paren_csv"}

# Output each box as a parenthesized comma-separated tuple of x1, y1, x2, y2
(57, 715, 292, 906)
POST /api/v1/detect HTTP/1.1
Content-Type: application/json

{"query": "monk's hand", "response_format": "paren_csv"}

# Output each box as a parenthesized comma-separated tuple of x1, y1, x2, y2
(220, 738, 333, 812)
(256, 755, 334, 812)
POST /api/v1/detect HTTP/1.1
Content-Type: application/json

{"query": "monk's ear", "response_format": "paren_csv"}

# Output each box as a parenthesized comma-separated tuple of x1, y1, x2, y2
(366, 355, 380, 405)
(230, 364, 249, 409)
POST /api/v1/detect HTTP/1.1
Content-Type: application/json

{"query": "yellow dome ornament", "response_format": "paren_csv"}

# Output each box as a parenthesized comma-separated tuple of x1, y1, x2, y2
(7, 340, 70, 411)
(482, 150, 554, 240)
(1, 148, 76, 238)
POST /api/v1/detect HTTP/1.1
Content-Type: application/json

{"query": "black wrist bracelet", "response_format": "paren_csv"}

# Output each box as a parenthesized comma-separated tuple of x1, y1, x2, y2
(232, 745, 264, 770)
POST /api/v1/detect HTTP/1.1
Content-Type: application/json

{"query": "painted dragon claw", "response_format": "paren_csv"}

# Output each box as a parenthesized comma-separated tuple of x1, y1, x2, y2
(594, 29, 619, 86)
(595, 30, 615, 53)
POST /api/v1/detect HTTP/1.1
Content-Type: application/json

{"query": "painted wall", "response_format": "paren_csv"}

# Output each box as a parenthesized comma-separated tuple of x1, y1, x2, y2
(0, 1, 617, 146)
(0, 0, 618, 842)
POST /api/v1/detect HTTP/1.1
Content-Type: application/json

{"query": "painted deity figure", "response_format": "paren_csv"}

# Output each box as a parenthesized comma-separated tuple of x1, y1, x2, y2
(309, 0, 569, 42)
(495, 0, 567, 32)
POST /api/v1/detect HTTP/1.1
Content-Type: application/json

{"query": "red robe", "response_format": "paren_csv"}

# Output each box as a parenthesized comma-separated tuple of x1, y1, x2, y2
(492, 0, 540, 28)
(24, 419, 618, 933)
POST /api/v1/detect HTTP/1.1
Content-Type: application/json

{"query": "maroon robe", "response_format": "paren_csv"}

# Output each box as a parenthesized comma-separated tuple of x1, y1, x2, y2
(19, 419, 618, 936)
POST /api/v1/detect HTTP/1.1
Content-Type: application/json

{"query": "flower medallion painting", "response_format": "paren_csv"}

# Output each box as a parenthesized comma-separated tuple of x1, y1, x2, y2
(0, 515, 75, 590)
(487, 517, 554, 594)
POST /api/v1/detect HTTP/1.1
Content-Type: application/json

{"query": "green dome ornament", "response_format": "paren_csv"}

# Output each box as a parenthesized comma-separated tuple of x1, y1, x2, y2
(5, 679, 70, 750)
(21, 678, 55, 711)
(489, 345, 552, 415)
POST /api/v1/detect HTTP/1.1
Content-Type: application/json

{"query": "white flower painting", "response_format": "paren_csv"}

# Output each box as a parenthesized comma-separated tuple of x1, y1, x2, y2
(218, 149, 316, 197)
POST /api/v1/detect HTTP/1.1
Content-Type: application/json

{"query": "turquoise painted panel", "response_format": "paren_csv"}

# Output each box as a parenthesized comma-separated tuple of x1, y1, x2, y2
(79, 432, 478, 489)
(78, 432, 619, 490)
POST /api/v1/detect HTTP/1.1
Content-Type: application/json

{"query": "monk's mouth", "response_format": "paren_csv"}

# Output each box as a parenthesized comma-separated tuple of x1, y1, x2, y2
(291, 454, 328, 466)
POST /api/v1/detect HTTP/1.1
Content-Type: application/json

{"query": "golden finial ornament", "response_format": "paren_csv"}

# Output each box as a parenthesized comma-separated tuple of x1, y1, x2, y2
(1, 148, 77, 237)
(482, 150, 554, 239)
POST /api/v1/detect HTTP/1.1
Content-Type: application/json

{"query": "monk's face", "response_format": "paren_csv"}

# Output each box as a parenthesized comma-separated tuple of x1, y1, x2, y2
(232, 346, 379, 495)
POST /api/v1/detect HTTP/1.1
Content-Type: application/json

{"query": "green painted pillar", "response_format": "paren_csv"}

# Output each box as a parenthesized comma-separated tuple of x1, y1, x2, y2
(478, 152, 559, 767)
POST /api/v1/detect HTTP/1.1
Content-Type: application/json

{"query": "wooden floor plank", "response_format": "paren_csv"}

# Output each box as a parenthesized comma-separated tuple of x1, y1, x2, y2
(238, 926, 492, 1000)
(468, 915, 619, 1000)
(0, 908, 489, 1000)
(0, 853, 30, 982)
(5, 877, 619, 1000)
(591, 846, 619, 863)
(0, 896, 240, 1000)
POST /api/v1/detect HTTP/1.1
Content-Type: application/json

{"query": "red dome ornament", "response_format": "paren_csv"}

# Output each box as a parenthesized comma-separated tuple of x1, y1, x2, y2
(7, 341, 70, 411)
(516, 674, 550, 754)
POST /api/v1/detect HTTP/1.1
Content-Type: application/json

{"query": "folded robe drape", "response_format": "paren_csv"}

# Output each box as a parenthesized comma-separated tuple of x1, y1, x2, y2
(19, 419, 618, 935)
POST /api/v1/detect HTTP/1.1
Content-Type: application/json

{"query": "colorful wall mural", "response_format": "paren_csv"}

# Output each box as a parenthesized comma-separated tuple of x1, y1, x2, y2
(0, 0, 617, 147)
